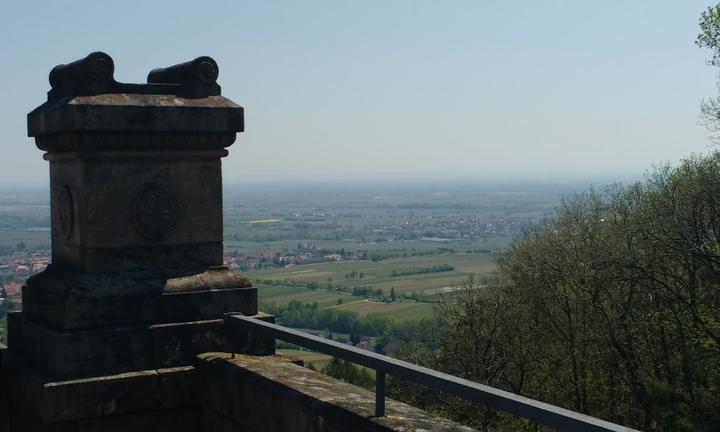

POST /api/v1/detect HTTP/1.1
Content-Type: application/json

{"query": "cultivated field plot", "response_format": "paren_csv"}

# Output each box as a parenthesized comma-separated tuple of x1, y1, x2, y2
(224, 237, 510, 258)
(328, 300, 436, 321)
(249, 252, 497, 295)
(258, 285, 436, 321)
(257, 284, 352, 307)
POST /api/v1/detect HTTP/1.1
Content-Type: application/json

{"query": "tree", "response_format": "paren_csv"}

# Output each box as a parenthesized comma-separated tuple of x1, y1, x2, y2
(322, 358, 374, 390)
(697, 4, 720, 139)
(392, 153, 720, 431)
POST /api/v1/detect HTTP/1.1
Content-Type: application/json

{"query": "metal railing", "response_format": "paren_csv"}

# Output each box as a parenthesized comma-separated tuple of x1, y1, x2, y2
(229, 315, 638, 432)
(230, 315, 638, 432)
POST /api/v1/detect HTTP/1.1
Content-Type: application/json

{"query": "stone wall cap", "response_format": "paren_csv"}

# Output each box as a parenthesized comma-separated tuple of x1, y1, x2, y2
(64, 93, 241, 108)
(28, 94, 244, 137)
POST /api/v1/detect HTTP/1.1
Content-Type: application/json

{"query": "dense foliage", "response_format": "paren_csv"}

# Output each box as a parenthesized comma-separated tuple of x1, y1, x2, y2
(320, 357, 375, 390)
(392, 153, 720, 431)
(697, 4, 720, 139)
(263, 300, 393, 336)
(390, 264, 455, 277)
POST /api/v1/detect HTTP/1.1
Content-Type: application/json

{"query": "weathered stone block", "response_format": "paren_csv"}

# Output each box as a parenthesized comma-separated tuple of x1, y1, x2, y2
(157, 366, 201, 409)
(10, 414, 75, 432)
(226, 312, 276, 356)
(0, 346, 9, 432)
(201, 352, 249, 426)
(160, 286, 257, 323)
(7, 52, 254, 432)
(19, 319, 154, 380)
(46, 153, 224, 273)
(28, 95, 243, 138)
(5, 362, 204, 428)
(152, 319, 230, 368)
(37, 367, 157, 422)
(76, 407, 201, 432)
(201, 408, 251, 432)
(6, 312, 26, 359)
(21, 266, 255, 330)
(28, 82, 244, 275)
(196, 353, 478, 432)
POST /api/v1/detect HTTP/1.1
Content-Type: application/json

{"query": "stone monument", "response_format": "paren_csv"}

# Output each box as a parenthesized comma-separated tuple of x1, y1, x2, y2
(2, 52, 271, 431)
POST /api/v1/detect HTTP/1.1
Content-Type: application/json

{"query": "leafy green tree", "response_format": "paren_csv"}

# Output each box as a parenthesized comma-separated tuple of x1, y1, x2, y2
(392, 153, 720, 431)
(697, 4, 720, 138)
(322, 358, 374, 390)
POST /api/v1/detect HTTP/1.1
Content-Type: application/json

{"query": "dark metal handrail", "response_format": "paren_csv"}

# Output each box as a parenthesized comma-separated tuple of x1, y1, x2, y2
(229, 314, 639, 432)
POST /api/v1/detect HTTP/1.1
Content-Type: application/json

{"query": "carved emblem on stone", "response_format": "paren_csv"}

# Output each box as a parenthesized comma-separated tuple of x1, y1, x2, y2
(131, 184, 180, 242)
(56, 186, 74, 239)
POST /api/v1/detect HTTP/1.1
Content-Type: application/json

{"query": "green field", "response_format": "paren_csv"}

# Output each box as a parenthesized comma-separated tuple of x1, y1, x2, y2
(258, 284, 436, 322)
(328, 299, 436, 321)
(251, 252, 496, 296)
(254, 252, 494, 322)
(224, 237, 509, 259)
(258, 284, 353, 307)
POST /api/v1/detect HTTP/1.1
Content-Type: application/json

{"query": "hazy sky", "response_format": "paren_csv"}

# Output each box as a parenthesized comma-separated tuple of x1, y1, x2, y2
(0, 1, 717, 186)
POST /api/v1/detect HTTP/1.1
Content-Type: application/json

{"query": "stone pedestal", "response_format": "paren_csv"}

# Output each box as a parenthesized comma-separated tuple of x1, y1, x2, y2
(2, 53, 272, 431)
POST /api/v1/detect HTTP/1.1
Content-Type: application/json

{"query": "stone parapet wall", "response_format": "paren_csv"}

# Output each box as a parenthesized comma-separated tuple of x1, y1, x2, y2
(199, 352, 477, 432)
(0, 349, 476, 431)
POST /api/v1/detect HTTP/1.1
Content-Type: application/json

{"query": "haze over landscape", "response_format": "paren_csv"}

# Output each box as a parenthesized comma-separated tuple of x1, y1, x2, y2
(4, 2, 720, 431)
(0, 1, 717, 185)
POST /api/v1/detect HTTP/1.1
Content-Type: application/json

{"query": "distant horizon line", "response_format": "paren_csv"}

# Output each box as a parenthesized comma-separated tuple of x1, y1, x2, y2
(0, 172, 645, 191)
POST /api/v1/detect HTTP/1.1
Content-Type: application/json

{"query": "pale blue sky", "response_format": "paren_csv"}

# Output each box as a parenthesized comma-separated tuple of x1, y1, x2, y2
(0, 1, 717, 185)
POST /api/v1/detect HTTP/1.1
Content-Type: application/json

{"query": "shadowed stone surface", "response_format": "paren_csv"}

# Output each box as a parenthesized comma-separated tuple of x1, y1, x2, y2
(2, 53, 257, 431)
(198, 353, 477, 432)
(21, 266, 255, 330)
(6, 365, 201, 424)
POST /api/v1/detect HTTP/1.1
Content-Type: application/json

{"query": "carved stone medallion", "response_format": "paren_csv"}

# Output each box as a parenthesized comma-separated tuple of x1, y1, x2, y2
(131, 185, 180, 242)
(56, 186, 74, 239)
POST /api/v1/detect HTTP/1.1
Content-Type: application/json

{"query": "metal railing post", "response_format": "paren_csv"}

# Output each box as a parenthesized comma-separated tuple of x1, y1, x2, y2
(375, 370, 386, 417)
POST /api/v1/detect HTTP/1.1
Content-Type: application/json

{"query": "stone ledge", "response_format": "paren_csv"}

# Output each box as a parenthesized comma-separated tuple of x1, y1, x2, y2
(9, 312, 272, 380)
(6, 363, 200, 424)
(28, 94, 243, 137)
(21, 266, 256, 330)
(197, 352, 477, 432)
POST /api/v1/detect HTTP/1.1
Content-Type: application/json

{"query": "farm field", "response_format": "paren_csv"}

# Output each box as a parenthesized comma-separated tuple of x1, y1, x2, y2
(328, 299, 436, 321)
(224, 236, 509, 258)
(258, 284, 437, 322)
(249, 252, 496, 296)
(258, 284, 352, 308)
(252, 252, 494, 322)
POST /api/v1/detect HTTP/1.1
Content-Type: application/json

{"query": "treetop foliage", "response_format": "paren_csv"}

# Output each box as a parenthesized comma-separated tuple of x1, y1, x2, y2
(392, 152, 720, 431)
(697, 5, 720, 136)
